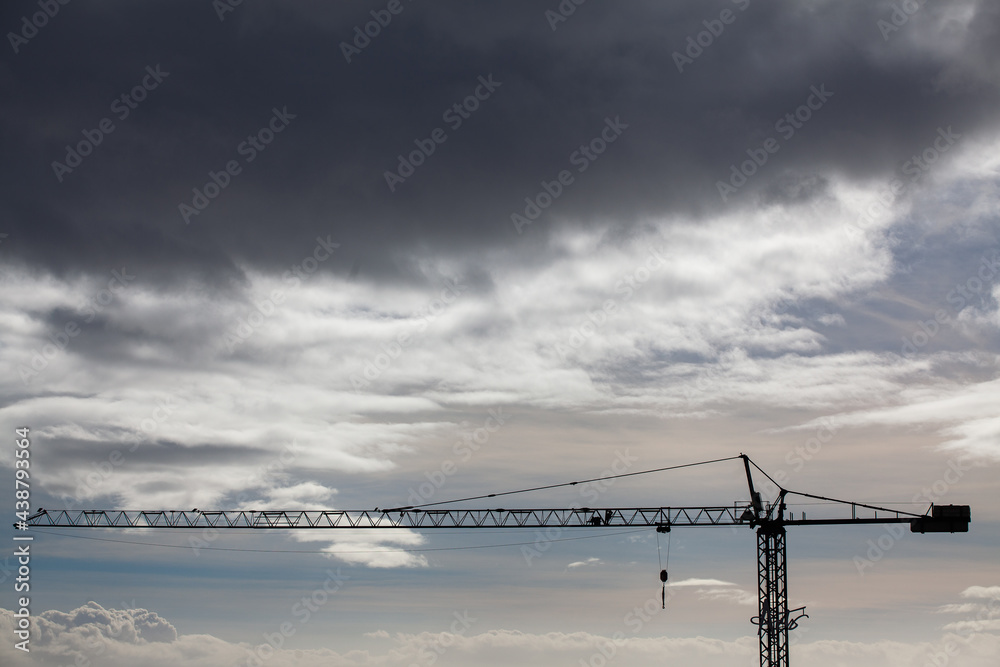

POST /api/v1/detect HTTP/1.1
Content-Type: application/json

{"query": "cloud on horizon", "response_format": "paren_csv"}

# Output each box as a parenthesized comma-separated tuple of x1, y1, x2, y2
(3, 590, 999, 667)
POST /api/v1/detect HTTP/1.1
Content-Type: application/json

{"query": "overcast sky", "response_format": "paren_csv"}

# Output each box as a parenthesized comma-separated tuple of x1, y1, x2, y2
(1, 1, 999, 666)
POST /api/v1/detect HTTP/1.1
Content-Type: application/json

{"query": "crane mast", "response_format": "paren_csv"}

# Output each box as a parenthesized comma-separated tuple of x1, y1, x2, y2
(24, 454, 970, 667)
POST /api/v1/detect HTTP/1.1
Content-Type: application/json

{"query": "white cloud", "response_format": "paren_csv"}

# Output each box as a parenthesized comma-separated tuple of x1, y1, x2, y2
(287, 527, 428, 569)
(939, 603, 982, 614)
(961, 586, 1000, 600)
(936, 586, 1000, 635)
(667, 578, 737, 588)
(695, 587, 758, 607)
(5, 598, 1000, 667)
(791, 375, 1000, 460)
(818, 313, 846, 327)
(240, 481, 338, 511)
(666, 578, 756, 606)
(943, 619, 1000, 634)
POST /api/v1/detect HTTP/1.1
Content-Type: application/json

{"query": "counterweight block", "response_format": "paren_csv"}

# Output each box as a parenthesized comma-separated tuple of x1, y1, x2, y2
(910, 505, 970, 533)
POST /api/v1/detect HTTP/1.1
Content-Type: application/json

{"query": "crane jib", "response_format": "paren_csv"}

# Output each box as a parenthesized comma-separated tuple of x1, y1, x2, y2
(23, 504, 969, 532)
(20, 455, 971, 667)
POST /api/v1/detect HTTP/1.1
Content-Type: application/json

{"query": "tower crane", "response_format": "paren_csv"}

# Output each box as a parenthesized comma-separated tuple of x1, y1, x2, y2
(24, 454, 971, 667)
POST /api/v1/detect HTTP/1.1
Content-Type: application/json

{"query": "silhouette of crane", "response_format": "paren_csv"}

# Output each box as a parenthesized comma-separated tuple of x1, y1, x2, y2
(24, 454, 970, 667)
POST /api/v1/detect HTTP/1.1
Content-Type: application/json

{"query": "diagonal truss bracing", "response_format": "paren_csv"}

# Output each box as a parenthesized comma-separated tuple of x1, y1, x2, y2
(27, 505, 752, 530)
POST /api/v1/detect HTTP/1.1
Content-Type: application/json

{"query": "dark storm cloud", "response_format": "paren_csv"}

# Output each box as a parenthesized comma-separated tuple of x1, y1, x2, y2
(3, 0, 999, 285)
(29, 436, 273, 506)
(39, 437, 263, 468)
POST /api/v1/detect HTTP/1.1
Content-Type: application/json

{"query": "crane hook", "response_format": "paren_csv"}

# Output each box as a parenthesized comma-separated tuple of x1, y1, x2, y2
(656, 526, 671, 609)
